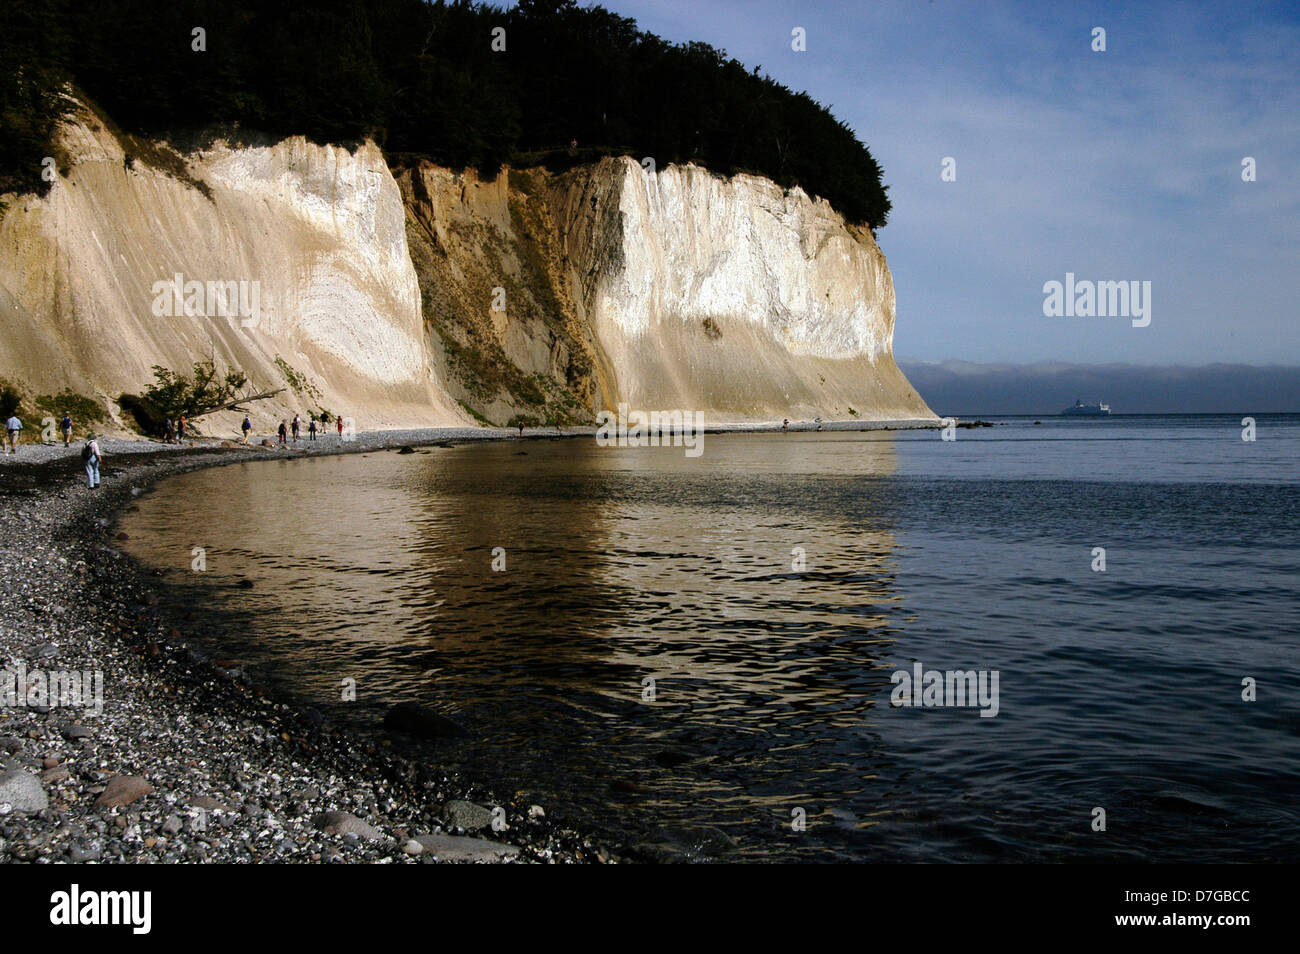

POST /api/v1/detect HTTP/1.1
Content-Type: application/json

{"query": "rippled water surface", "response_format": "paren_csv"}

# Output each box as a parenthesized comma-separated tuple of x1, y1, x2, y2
(119, 415, 1300, 861)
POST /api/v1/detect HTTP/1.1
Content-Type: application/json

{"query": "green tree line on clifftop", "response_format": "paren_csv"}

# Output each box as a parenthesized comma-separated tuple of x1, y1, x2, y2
(1, 0, 891, 226)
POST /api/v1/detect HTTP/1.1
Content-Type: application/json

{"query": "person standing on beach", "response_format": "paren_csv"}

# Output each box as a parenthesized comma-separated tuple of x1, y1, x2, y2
(292, 414, 301, 442)
(177, 415, 187, 444)
(278, 420, 288, 445)
(241, 414, 252, 443)
(782, 418, 789, 432)
(164, 418, 175, 443)
(82, 434, 102, 488)
(308, 418, 317, 441)
(61, 413, 73, 446)
(337, 414, 345, 439)
(4, 414, 21, 454)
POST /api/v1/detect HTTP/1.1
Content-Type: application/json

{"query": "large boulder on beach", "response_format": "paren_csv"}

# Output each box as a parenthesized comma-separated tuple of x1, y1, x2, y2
(382, 701, 465, 739)
(412, 832, 520, 862)
(0, 769, 49, 813)
(312, 811, 383, 841)
(443, 800, 492, 830)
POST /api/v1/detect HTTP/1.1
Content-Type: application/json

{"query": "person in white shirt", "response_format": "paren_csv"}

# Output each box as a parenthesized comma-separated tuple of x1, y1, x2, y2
(83, 435, 102, 488)
(4, 415, 21, 454)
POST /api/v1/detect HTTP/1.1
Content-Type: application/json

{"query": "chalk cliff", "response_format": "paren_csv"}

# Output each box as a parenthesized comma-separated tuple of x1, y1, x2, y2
(0, 110, 934, 434)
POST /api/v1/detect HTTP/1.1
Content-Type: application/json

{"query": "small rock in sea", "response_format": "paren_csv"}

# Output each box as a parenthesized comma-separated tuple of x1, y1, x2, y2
(312, 811, 383, 841)
(442, 800, 493, 831)
(161, 814, 183, 836)
(115, 531, 130, 541)
(632, 841, 690, 864)
(609, 779, 641, 794)
(680, 826, 737, 856)
(382, 701, 466, 740)
(235, 579, 254, 589)
(412, 832, 521, 863)
(402, 839, 424, 856)
(95, 775, 154, 809)
(397, 446, 415, 454)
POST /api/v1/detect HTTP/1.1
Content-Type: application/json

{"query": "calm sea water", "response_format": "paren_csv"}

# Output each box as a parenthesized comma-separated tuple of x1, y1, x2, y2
(119, 415, 1300, 861)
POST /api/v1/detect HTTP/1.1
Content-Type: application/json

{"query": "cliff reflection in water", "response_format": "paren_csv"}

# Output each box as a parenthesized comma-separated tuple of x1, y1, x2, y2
(120, 433, 909, 858)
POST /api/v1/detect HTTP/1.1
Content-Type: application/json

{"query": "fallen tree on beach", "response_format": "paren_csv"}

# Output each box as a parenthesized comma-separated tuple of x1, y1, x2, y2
(119, 360, 283, 436)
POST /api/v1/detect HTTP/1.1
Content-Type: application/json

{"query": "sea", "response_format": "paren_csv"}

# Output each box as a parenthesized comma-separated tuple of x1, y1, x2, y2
(118, 414, 1300, 861)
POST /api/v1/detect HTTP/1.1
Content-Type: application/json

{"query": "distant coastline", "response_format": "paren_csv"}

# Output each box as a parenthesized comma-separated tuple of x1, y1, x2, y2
(899, 361, 1300, 416)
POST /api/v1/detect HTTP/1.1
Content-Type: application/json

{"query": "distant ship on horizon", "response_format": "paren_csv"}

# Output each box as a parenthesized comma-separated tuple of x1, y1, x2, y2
(1062, 398, 1111, 416)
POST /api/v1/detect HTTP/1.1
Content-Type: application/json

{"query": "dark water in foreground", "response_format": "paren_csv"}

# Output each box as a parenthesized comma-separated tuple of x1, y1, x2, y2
(119, 415, 1300, 861)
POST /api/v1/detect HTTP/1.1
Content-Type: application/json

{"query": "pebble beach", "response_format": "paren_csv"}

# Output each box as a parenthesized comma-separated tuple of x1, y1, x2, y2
(0, 428, 627, 864)
(0, 418, 936, 864)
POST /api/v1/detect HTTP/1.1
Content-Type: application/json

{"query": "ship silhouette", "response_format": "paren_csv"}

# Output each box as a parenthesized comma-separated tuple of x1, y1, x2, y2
(1061, 398, 1111, 416)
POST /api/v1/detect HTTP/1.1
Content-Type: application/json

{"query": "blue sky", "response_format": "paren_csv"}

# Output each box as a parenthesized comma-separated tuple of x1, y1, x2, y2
(586, 0, 1300, 366)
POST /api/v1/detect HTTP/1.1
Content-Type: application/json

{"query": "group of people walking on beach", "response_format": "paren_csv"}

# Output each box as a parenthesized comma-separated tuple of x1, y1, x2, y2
(5, 412, 76, 453)
(273, 411, 345, 445)
(4, 405, 351, 495)
(162, 415, 188, 444)
(4, 409, 103, 487)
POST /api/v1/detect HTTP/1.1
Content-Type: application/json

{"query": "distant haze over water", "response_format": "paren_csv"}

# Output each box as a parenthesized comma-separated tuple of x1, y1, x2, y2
(899, 361, 1300, 416)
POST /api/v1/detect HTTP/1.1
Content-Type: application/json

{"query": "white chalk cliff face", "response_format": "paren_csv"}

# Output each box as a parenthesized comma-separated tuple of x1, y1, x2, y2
(0, 110, 466, 432)
(550, 158, 933, 421)
(0, 113, 933, 432)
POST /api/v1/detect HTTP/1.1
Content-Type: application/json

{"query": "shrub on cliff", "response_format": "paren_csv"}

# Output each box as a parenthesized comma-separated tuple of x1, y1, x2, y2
(0, 381, 23, 420)
(34, 388, 107, 424)
(117, 393, 168, 438)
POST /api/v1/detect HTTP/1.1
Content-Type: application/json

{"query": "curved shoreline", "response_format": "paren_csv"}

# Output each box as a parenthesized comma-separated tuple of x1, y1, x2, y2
(0, 429, 632, 863)
(0, 419, 937, 864)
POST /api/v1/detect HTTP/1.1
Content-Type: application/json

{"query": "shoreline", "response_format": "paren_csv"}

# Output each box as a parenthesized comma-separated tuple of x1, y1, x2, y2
(0, 418, 935, 864)
(0, 414, 943, 467)
(1, 429, 631, 863)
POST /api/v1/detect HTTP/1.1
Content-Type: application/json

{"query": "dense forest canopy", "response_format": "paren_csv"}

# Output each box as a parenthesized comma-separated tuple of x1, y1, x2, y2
(1, 0, 891, 226)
